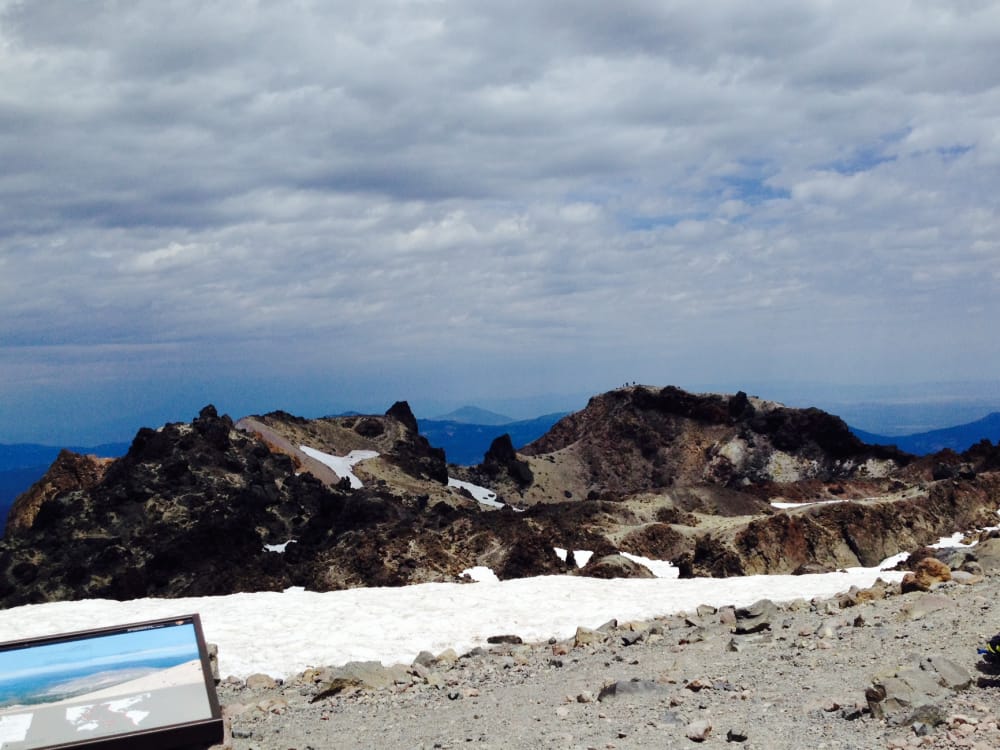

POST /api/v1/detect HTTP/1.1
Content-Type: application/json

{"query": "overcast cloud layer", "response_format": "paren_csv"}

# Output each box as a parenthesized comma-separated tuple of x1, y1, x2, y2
(2, 1, 1000, 441)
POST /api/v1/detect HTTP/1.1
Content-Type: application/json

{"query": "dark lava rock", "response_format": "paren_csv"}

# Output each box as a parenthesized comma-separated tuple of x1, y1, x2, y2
(385, 400, 420, 434)
(521, 384, 910, 500)
(618, 523, 689, 561)
(481, 434, 533, 487)
(675, 535, 745, 578)
(0, 407, 572, 607)
(384, 401, 448, 484)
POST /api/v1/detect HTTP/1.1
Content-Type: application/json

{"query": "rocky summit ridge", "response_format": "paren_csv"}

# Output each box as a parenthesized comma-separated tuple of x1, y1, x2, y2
(2, 385, 1000, 607)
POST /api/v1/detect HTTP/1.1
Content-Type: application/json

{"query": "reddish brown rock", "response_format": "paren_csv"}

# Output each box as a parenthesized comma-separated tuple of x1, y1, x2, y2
(901, 557, 952, 593)
(5, 450, 113, 534)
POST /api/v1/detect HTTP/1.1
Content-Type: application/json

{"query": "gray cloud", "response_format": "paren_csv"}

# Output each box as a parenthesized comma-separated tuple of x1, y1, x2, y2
(1, 0, 999, 439)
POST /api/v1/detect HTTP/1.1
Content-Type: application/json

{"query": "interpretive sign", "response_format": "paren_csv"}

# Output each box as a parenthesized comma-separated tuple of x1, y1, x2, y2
(0, 614, 223, 749)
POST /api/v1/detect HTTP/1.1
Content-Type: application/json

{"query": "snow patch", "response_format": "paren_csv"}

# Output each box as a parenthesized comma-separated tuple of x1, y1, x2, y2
(461, 566, 500, 583)
(553, 548, 593, 568)
(555, 548, 678, 579)
(620, 552, 680, 579)
(771, 499, 846, 510)
(300, 445, 379, 489)
(448, 478, 504, 509)
(263, 540, 294, 553)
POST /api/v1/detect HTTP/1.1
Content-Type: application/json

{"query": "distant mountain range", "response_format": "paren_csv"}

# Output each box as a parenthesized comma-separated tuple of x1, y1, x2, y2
(2, 405, 998, 534)
(430, 406, 515, 426)
(849, 412, 1000, 455)
(418, 411, 568, 465)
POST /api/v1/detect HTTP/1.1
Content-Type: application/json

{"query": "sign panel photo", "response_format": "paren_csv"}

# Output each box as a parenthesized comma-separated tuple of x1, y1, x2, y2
(0, 614, 223, 750)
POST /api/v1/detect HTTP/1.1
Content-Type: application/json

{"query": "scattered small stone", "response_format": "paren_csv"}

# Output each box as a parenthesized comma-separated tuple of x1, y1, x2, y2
(244, 673, 277, 690)
(685, 679, 711, 692)
(621, 631, 644, 646)
(414, 650, 436, 667)
(575, 627, 602, 648)
(487, 634, 523, 644)
(685, 719, 712, 742)
(726, 726, 749, 742)
(598, 679, 667, 701)
(661, 710, 684, 726)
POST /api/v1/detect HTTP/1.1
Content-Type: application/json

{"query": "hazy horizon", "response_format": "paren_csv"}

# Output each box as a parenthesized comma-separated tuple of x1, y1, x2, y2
(3, 378, 1000, 446)
(3, 2, 998, 444)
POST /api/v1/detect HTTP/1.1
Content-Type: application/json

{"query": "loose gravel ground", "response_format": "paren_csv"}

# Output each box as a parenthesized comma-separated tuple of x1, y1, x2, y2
(214, 572, 1000, 750)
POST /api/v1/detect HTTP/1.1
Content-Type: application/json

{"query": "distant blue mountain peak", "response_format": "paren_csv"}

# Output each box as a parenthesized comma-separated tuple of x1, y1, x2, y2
(430, 406, 514, 426)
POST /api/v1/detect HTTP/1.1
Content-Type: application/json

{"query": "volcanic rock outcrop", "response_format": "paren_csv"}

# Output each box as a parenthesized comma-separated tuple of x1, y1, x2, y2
(6, 449, 113, 533)
(486, 385, 1000, 578)
(2, 385, 999, 606)
(0, 405, 568, 607)
(520, 386, 908, 500)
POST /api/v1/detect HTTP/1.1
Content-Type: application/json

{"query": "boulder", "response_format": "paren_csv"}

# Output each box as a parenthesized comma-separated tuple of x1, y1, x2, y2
(311, 660, 407, 700)
(899, 593, 955, 621)
(972, 538, 1000, 574)
(733, 599, 778, 634)
(578, 554, 656, 579)
(901, 558, 951, 593)
(867, 655, 971, 723)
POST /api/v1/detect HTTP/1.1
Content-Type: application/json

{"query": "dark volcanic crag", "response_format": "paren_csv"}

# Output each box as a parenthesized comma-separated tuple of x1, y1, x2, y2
(521, 386, 909, 496)
(504, 385, 1000, 578)
(0, 406, 572, 607)
(6, 449, 114, 533)
(2, 386, 1000, 607)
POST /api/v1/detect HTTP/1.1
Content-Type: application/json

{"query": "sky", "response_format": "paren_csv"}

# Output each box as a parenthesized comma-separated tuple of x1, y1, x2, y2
(2, 1, 1000, 443)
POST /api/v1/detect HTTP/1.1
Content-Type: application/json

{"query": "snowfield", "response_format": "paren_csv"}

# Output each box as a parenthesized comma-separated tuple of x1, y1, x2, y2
(0, 561, 911, 680)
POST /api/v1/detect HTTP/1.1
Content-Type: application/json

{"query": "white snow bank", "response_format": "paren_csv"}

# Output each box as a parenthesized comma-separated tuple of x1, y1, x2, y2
(771, 499, 846, 509)
(300, 445, 379, 489)
(554, 548, 676, 578)
(2, 527, 992, 681)
(0, 560, 908, 680)
(460, 566, 500, 584)
(448, 478, 504, 509)
(263, 540, 294, 553)
(553, 547, 593, 567)
(621, 552, 680, 579)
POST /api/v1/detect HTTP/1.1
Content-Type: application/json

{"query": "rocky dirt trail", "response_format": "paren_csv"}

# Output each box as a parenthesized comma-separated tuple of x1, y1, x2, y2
(213, 568, 1000, 750)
